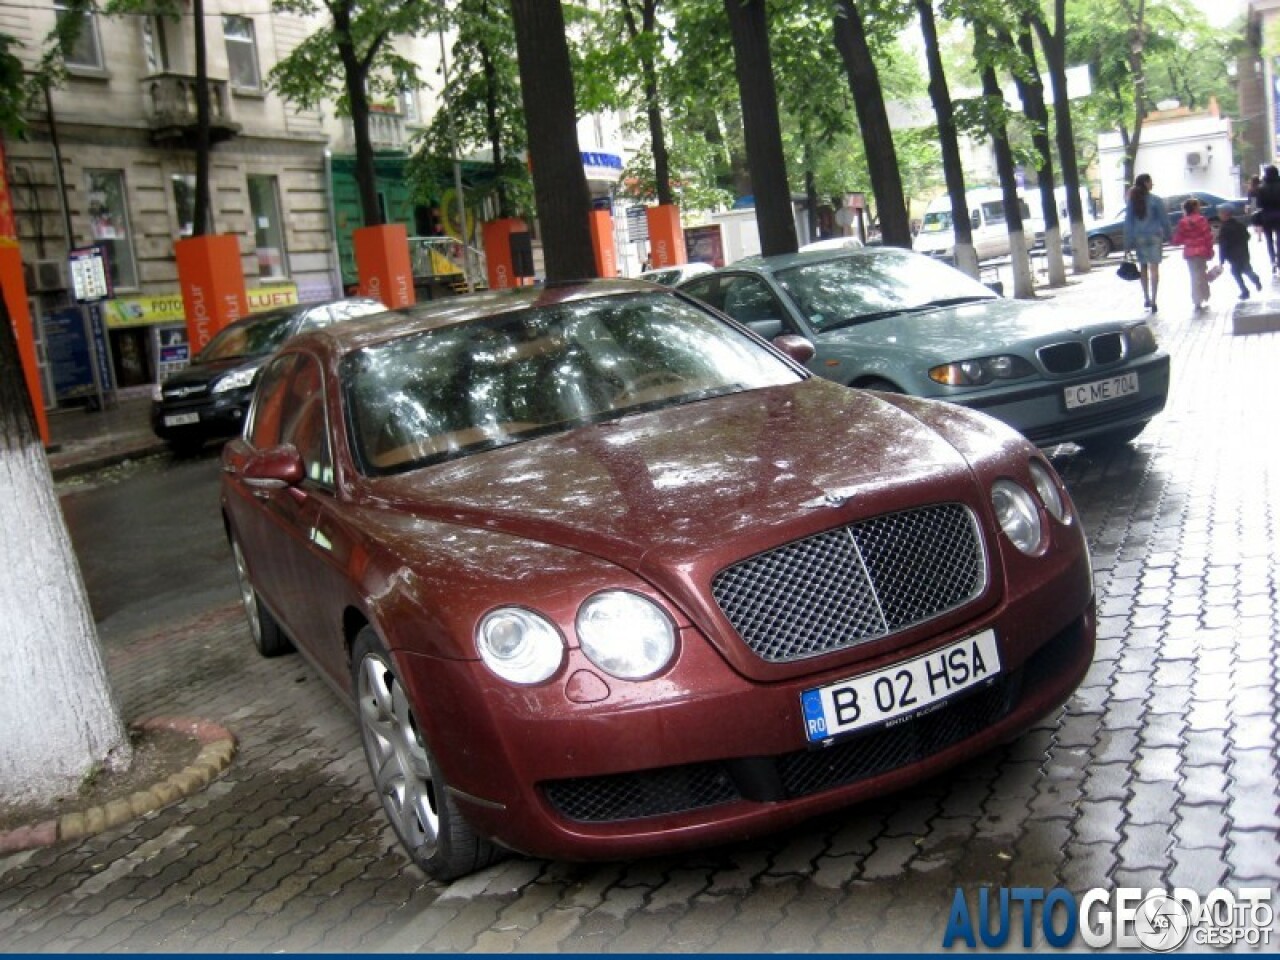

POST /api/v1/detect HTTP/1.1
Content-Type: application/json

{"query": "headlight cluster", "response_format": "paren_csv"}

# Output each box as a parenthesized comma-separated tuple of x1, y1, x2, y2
(1126, 323, 1159, 357)
(212, 367, 258, 394)
(990, 459, 1071, 555)
(929, 355, 1035, 386)
(476, 590, 676, 685)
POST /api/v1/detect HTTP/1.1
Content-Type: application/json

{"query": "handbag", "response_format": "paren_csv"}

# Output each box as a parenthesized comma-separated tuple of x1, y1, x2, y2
(1206, 263, 1224, 282)
(1116, 259, 1140, 282)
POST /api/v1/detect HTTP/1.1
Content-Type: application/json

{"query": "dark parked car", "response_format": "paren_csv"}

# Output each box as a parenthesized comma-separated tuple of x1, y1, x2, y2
(679, 247, 1170, 449)
(152, 297, 385, 454)
(1085, 191, 1247, 260)
(222, 280, 1096, 879)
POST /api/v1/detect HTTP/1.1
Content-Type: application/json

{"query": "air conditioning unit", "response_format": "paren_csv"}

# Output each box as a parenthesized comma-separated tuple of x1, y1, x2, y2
(23, 258, 69, 292)
(1185, 151, 1206, 169)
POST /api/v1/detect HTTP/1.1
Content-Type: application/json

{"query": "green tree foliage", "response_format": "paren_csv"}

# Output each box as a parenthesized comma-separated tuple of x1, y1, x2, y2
(0, 0, 94, 138)
(406, 0, 530, 220)
(268, 0, 441, 227)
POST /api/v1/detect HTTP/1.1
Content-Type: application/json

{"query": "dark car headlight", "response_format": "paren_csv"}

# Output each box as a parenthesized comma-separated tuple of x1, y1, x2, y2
(929, 355, 1035, 386)
(212, 367, 258, 394)
(1126, 323, 1159, 357)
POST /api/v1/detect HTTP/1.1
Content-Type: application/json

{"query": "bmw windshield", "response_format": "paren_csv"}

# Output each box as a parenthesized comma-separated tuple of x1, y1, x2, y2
(774, 250, 999, 333)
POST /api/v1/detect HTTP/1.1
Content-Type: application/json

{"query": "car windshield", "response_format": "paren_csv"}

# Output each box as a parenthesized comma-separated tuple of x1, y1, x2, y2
(774, 250, 999, 333)
(920, 210, 952, 233)
(344, 291, 801, 475)
(196, 308, 300, 363)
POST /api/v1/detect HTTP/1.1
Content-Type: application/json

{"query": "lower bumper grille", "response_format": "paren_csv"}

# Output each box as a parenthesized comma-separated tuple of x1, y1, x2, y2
(541, 617, 1084, 824)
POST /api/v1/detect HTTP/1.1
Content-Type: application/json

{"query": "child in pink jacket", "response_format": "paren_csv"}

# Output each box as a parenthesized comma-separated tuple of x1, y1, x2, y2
(1172, 196, 1216, 311)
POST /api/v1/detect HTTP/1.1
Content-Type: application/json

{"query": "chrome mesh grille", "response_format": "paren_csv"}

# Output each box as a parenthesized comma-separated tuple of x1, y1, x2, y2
(711, 504, 986, 663)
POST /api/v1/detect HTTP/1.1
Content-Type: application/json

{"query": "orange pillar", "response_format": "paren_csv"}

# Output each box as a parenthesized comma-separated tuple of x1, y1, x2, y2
(482, 218, 528, 290)
(354, 223, 415, 309)
(588, 210, 618, 278)
(646, 205, 686, 268)
(175, 235, 249, 356)
(0, 243, 50, 446)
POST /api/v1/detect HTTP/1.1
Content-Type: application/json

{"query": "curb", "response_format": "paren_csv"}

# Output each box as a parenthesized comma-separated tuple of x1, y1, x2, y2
(0, 716, 237, 856)
(48, 440, 170, 482)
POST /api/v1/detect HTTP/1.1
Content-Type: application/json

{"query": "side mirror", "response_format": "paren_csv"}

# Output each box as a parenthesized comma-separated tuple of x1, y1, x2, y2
(772, 334, 816, 365)
(242, 444, 305, 493)
(747, 318, 784, 340)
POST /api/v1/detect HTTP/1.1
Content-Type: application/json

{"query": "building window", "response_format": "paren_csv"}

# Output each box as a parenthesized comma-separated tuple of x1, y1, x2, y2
(85, 170, 138, 290)
(141, 16, 170, 74)
(222, 15, 261, 91)
(55, 1, 104, 71)
(399, 87, 419, 123)
(248, 175, 287, 279)
(171, 174, 197, 237)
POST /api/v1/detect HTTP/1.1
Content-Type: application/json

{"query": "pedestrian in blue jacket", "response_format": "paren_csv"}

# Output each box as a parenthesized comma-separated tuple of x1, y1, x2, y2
(1123, 174, 1172, 312)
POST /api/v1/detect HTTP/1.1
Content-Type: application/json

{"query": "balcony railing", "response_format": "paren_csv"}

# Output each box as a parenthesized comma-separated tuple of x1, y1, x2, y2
(141, 73, 240, 147)
(343, 110, 408, 151)
(408, 236, 487, 292)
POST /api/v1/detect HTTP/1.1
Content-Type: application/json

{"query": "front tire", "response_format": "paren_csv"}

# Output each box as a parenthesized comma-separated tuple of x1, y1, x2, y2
(1087, 235, 1113, 260)
(231, 536, 292, 657)
(352, 627, 502, 881)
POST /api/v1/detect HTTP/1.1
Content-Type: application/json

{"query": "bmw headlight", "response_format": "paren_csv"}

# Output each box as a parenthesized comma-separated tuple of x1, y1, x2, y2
(1028, 459, 1069, 525)
(576, 591, 676, 680)
(991, 479, 1043, 554)
(212, 367, 259, 394)
(929, 355, 1035, 386)
(1127, 323, 1158, 357)
(476, 607, 565, 684)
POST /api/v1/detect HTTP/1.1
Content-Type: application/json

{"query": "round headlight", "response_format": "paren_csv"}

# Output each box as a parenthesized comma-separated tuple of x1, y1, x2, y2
(576, 591, 676, 680)
(991, 479, 1043, 555)
(1028, 459, 1068, 524)
(476, 607, 564, 684)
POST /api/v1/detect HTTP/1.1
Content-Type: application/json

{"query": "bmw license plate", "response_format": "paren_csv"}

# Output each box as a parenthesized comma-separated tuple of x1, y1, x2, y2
(1064, 371, 1138, 410)
(164, 412, 200, 427)
(800, 630, 1001, 743)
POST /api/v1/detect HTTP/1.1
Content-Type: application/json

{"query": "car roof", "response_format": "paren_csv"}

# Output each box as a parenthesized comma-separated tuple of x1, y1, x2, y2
(688, 245, 895, 278)
(293, 280, 662, 355)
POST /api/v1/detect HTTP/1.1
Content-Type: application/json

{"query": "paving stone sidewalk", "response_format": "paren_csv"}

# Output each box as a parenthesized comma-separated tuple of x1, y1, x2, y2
(1, 262, 1277, 952)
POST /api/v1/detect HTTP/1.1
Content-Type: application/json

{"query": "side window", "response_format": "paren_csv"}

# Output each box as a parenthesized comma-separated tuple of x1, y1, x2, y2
(680, 277, 725, 311)
(247, 354, 297, 449)
(720, 276, 785, 327)
(982, 201, 1006, 226)
(278, 354, 333, 489)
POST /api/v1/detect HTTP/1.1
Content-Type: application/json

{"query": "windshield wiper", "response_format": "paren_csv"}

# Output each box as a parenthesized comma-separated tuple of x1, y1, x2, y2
(822, 306, 931, 329)
(920, 295, 998, 308)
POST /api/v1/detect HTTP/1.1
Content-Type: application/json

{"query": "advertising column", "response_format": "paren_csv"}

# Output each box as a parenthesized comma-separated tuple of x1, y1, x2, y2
(0, 137, 49, 445)
(354, 223, 415, 309)
(175, 235, 249, 356)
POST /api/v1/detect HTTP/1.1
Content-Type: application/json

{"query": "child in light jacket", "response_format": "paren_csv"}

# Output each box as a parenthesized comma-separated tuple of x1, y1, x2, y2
(1172, 197, 1215, 312)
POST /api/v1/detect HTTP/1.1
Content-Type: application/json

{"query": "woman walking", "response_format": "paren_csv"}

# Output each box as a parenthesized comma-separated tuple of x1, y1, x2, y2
(1172, 196, 1215, 311)
(1123, 174, 1172, 312)
(1254, 165, 1280, 273)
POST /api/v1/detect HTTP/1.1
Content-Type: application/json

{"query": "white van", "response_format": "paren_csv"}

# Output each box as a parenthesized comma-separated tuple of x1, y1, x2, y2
(914, 187, 1045, 262)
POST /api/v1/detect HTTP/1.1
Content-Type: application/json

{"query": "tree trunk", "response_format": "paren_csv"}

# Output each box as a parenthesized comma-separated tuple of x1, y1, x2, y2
(0, 296, 130, 805)
(977, 34, 1034, 299)
(509, 0, 595, 280)
(1123, 0, 1148, 191)
(624, 0, 673, 206)
(1009, 22, 1065, 288)
(193, 0, 212, 236)
(804, 148, 819, 241)
(479, 6, 510, 219)
(832, 1, 911, 249)
(1032, 0, 1090, 273)
(723, 0, 796, 256)
(916, 0, 976, 276)
(334, 4, 383, 228)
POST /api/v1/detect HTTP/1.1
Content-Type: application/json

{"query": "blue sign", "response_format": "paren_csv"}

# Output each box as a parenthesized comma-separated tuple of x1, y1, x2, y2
(43, 307, 95, 401)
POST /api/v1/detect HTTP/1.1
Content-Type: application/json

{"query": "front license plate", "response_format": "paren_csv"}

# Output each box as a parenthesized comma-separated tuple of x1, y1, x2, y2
(1064, 371, 1138, 410)
(801, 630, 1001, 743)
(164, 412, 200, 427)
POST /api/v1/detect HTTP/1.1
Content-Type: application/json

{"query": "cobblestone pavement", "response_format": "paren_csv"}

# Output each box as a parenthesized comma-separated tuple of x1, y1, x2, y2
(2, 263, 1278, 952)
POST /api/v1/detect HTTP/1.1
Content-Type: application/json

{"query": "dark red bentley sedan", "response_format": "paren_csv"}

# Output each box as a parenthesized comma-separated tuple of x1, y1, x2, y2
(221, 280, 1096, 880)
